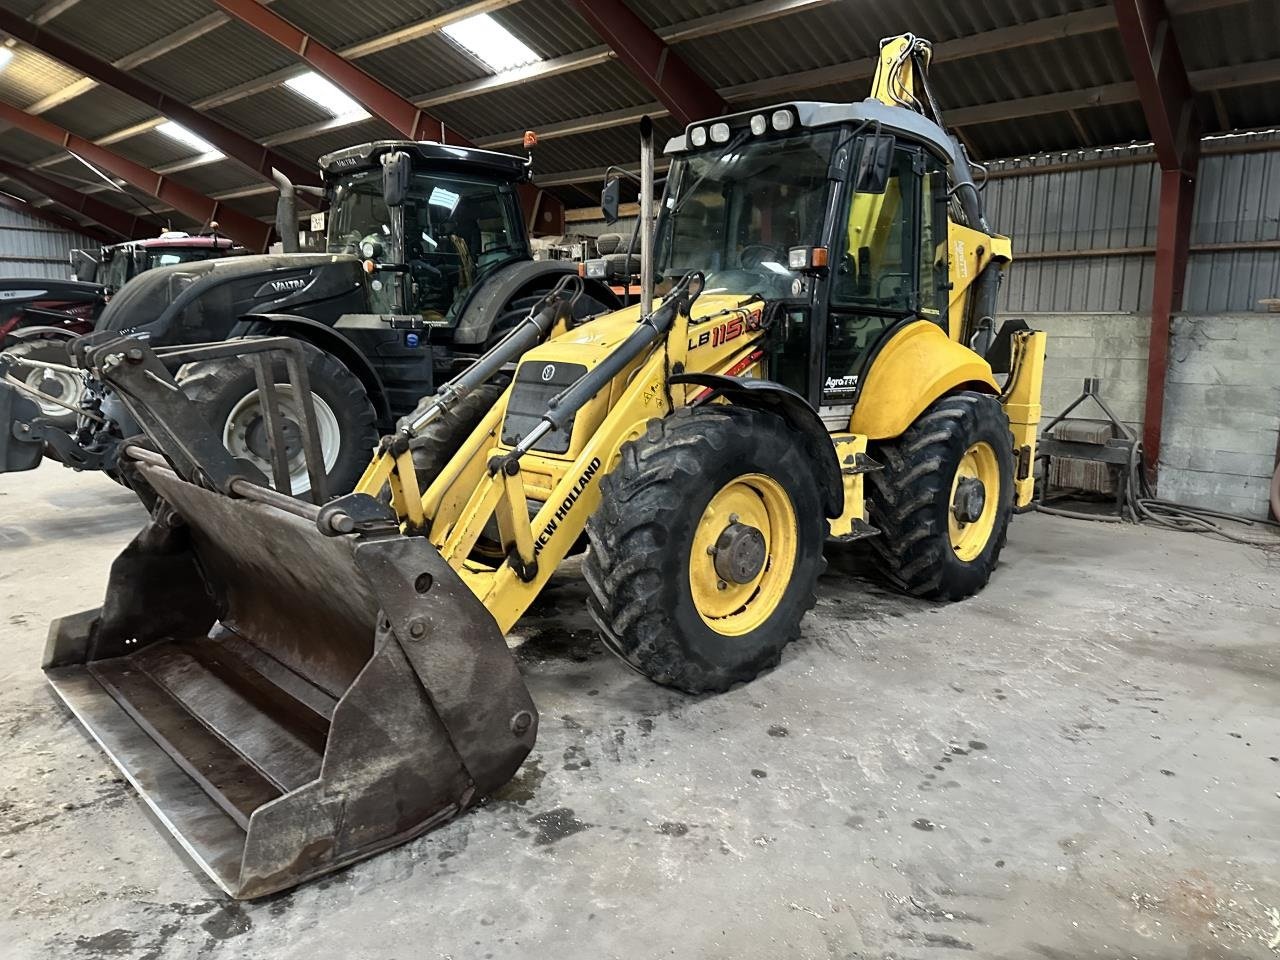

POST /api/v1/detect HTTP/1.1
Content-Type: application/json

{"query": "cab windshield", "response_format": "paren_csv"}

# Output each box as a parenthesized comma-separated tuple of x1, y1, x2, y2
(655, 129, 837, 297)
(327, 169, 527, 320)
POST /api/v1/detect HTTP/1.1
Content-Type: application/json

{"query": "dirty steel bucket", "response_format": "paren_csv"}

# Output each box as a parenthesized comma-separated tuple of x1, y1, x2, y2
(43, 456, 538, 899)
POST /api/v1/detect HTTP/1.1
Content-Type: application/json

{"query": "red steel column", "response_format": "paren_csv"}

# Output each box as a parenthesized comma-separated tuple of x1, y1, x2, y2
(1113, 0, 1201, 478)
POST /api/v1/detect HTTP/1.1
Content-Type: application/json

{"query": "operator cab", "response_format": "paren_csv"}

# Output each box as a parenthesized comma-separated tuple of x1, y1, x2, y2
(321, 141, 533, 325)
(656, 100, 973, 427)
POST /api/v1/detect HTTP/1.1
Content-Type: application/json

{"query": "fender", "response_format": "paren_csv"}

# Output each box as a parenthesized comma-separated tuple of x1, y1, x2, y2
(850, 319, 998, 440)
(5, 324, 82, 342)
(231, 313, 392, 424)
(451, 261, 620, 346)
(670, 372, 843, 518)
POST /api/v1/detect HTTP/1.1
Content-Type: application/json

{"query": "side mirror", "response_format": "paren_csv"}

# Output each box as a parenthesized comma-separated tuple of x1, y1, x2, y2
(853, 133, 896, 194)
(600, 177, 621, 225)
(381, 150, 412, 207)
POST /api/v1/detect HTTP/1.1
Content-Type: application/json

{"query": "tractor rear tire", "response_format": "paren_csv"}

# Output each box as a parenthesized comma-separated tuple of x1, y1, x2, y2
(406, 381, 506, 490)
(866, 391, 1014, 600)
(584, 405, 825, 694)
(177, 340, 377, 498)
(3, 338, 82, 430)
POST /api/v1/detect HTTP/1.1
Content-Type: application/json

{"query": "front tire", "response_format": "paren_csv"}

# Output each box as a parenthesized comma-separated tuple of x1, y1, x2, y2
(866, 391, 1014, 600)
(176, 340, 377, 498)
(3, 339, 82, 430)
(584, 405, 825, 694)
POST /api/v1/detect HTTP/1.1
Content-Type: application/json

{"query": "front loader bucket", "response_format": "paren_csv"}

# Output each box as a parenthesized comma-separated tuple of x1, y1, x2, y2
(43, 458, 537, 899)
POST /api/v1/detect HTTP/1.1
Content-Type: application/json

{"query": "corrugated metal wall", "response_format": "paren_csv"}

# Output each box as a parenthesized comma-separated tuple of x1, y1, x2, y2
(0, 204, 96, 280)
(987, 133, 1280, 314)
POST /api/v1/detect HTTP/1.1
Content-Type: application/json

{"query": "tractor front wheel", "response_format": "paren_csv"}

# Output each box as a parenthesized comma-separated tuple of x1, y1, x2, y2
(177, 340, 377, 498)
(584, 405, 825, 694)
(866, 391, 1014, 600)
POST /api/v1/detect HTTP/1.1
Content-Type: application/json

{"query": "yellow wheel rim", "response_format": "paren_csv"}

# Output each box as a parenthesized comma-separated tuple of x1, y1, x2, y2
(948, 441, 1000, 562)
(688, 474, 797, 636)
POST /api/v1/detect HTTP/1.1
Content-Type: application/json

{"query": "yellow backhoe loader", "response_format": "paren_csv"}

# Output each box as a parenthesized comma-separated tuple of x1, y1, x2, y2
(13, 35, 1045, 898)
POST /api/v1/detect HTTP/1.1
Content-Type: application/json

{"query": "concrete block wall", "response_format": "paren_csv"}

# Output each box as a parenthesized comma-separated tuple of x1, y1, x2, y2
(1028, 312, 1280, 518)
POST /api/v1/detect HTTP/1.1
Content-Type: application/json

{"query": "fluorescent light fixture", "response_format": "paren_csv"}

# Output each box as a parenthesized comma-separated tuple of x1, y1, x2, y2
(0, 47, 13, 71)
(442, 13, 541, 72)
(429, 186, 460, 211)
(284, 71, 368, 119)
(156, 121, 222, 157)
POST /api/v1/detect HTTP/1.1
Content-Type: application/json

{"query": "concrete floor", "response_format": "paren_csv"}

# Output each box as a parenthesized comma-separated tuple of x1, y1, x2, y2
(2, 463, 1279, 960)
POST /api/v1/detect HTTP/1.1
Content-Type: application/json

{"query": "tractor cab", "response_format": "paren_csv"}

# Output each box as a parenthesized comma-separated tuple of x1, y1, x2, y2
(656, 99, 1008, 429)
(320, 141, 534, 325)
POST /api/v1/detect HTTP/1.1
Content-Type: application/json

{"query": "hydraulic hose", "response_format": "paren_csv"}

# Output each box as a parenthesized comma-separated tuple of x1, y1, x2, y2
(399, 275, 581, 436)
(1035, 437, 1280, 547)
(506, 273, 702, 459)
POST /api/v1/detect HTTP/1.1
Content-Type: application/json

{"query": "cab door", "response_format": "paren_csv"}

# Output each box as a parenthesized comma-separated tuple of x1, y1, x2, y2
(816, 144, 949, 419)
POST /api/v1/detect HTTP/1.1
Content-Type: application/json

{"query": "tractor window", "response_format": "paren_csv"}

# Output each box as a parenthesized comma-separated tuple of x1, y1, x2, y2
(327, 169, 526, 321)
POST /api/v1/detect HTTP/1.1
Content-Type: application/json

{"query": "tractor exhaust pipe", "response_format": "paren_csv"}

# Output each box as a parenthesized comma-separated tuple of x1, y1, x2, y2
(639, 116, 655, 317)
(272, 168, 300, 254)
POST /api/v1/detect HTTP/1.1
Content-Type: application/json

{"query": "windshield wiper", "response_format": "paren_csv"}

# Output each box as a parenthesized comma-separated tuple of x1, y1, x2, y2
(670, 128, 753, 219)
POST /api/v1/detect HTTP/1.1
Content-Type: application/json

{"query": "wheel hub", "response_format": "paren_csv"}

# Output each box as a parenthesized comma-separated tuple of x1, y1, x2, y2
(244, 416, 302, 460)
(35, 371, 66, 399)
(951, 476, 987, 525)
(712, 521, 767, 584)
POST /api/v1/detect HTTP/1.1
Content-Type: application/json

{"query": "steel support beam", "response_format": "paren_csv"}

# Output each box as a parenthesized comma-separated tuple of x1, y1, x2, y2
(0, 9, 321, 199)
(0, 103, 274, 250)
(209, 0, 469, 146)
(208, 0, 568, 233)
(1114, 0, 1202, 480)
(0, 190, 115, 243)
(0, 159, 163, 240)
(569, 0, 724, 127)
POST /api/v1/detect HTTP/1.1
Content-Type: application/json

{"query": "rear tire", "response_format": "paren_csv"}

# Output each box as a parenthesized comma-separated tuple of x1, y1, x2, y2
(584, 405, 825, 694)
(407, 381, 506, 490)
(176, 340, 377, 498)
(3, 338, 82, 430)
(866, 391, 1014, 600)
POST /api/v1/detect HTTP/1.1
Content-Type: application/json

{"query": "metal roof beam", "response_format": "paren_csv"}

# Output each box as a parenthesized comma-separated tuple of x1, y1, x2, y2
(1114, 0, 1201, 482)
(415, 0, 838, 108)
(209, 0, 471, 145)
(0, 102, 274, 250)
(0, 8, 322, 198)
(568, 0, 723, 127)
(27, 0, 837, 166)
(0, 159, 163, 240)
(0, 189, 115, 243)
(29, 0, 83, 26)
(482, 56, 1280, 149)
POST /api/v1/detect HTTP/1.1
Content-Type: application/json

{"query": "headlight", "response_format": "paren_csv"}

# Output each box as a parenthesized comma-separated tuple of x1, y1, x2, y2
(584, 259, 608, 280)
(771, 109, 795, 132)
(360, 240, 377, 259)
(709, 122, 730, 143)
(749, 114, 767, 136)
(690, 126, 707, 147)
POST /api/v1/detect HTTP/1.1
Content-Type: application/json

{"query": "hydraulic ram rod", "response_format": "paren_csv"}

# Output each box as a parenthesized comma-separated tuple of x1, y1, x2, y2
(400, 278, 578, 436)
(508, 273, 702, 459)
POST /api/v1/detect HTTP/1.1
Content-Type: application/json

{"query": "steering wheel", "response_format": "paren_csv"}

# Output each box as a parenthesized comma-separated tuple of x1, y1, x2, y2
(738, 243, 785, 271)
